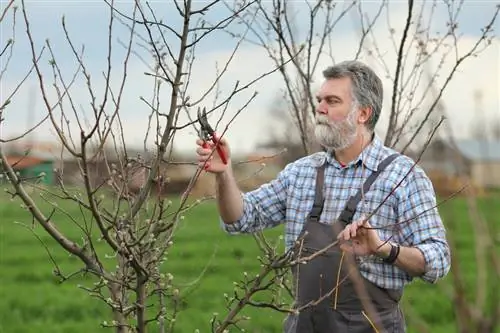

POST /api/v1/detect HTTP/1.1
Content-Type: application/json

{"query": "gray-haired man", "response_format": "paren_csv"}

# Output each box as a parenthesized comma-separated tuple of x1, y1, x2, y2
(195, 60, 451, 332)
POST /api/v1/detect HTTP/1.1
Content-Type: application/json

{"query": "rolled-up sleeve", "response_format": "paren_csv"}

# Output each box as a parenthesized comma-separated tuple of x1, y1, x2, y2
(398, 167, 451, 283)
(220, 164, 291, 234)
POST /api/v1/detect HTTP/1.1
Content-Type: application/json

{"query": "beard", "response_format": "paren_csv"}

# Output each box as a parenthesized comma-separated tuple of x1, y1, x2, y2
(313, 107, 359, 151)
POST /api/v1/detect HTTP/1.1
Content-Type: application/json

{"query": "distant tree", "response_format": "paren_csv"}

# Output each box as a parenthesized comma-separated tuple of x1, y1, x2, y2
(470, 90, 500, 141)
(243, 1, 498, 154)
(492, 118, 500, 140)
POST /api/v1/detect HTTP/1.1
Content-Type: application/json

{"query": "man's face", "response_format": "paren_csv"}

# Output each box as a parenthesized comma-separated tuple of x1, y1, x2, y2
(314, 77, 360, 150)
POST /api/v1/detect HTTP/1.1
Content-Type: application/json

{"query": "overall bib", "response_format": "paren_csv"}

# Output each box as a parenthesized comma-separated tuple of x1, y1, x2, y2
(284, 154, 406, 333)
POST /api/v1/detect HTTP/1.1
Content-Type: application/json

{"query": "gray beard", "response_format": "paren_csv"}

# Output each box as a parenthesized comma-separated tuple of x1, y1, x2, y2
(313, 111, 358, 150)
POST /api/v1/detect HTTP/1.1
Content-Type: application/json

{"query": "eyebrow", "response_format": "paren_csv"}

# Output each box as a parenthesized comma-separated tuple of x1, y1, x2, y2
(316, 94, 342, 101)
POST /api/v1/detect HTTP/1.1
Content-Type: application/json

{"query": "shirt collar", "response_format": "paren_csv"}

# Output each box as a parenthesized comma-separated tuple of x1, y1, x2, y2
(323, 134, 386, 172)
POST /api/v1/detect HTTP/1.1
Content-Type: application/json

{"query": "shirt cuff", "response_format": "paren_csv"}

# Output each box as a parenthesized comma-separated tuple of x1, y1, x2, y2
(219, 216, 245, 234)
(413, 242, 451, 283)
(219, 193, 255, 234)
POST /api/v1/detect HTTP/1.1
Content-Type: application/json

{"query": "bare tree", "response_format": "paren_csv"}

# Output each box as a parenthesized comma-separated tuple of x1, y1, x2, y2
(492, 121, 500, 141)
(470, 90, 500, 141)
(0, 1, 295, 332)
(229, 0, 357, 155)
(238, 0, 498, 154)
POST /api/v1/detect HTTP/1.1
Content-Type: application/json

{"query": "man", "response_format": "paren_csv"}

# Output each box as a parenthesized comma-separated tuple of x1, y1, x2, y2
(195, 60, 451, 332)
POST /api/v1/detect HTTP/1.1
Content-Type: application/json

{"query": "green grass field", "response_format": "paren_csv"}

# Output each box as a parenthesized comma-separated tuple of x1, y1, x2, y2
(0, 187, 499, 333)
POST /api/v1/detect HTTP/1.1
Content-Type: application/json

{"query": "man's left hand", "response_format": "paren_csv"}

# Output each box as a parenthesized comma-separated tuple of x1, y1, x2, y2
(336, 219, 386, 256)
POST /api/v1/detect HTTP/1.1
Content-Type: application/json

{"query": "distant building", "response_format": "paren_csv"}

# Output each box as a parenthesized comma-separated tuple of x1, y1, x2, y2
(416, 139, 500, 189)
(2, 155, 54, 185)
(1, 141, 70, 186)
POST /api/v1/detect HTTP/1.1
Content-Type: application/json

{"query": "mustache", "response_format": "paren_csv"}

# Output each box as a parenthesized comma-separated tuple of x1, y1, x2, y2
(315, 114, 330, 125)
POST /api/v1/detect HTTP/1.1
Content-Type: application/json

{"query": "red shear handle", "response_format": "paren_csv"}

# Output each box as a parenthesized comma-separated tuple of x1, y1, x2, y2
(201, 135, 228, 167)
(212, 132, 228, 165)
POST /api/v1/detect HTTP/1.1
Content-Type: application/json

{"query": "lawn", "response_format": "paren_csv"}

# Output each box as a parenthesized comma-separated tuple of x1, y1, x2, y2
(0, 186, 498, 333)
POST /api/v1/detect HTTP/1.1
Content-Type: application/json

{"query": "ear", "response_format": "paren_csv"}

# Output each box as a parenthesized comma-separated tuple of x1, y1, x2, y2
(357, 106, 372, 125)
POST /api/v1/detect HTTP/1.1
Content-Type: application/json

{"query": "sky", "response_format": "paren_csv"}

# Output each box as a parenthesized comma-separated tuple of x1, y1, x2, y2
(1, 0, 499, 155)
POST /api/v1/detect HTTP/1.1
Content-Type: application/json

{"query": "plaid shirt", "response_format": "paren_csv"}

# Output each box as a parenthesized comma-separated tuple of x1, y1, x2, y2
(221, 135, 451, 290)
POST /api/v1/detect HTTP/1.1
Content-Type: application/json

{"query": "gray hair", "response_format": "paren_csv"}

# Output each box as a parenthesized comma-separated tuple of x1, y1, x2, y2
(322, 60, 383, 131)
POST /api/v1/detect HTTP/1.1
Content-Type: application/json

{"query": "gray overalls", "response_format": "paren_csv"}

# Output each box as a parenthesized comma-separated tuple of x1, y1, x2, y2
(284, 154, 406, 333)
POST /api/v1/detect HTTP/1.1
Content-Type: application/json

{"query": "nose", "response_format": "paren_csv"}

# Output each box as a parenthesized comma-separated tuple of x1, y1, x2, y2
(316, 100, 328, 115)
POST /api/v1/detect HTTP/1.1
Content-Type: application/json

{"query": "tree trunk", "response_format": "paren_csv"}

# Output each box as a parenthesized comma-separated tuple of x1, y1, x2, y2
(109, 282, 129, 333)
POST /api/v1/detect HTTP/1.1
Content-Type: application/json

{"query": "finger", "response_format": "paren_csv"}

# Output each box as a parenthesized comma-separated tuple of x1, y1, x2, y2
(356, 221, 366, 236)
(337, 229, 348, 241)
(196, 147, 213, 155)
(215, 137, 230, 154)
(349, 223, 358, 239)
(340, 243, 353, 253)
(197, 156, 213, 163)
(343, 225, 352, 241)
(198, 161, 211, 169)
(196, 139, 216, 148)
(216, 136, 228, 146)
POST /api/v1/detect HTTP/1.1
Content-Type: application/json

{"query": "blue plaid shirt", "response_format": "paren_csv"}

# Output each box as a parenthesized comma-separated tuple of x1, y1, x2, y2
(220, 135, 451, 290)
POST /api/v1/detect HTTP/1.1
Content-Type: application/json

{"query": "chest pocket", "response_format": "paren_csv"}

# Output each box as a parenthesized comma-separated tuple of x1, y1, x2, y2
(351, 184, 401, 240)
(342, 163, 403, 244)
(336, 153, 401, 226)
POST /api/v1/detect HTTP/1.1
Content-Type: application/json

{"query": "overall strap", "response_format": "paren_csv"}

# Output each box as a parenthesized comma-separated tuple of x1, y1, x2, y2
(306, 161, 327, 223)
(338, 153, 400, 224)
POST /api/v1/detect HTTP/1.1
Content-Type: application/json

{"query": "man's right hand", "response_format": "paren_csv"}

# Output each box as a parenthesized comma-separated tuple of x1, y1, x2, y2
(196, 136, 243, 224)
(195, 137, 231, 174)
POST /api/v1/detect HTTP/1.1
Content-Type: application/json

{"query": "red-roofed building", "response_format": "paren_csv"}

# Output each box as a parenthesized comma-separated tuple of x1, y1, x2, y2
(2, 155, 54, 185)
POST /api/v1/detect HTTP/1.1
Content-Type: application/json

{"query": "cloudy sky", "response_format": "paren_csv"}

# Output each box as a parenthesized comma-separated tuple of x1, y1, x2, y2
(1, 0, 499, 155)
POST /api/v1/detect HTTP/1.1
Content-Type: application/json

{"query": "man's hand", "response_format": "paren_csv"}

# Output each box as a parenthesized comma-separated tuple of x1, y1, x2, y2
(337, 219, 428, 276)
(196, 137, 231, 174)
(195, 137, 245, 224)
(336, 220, 386, 257)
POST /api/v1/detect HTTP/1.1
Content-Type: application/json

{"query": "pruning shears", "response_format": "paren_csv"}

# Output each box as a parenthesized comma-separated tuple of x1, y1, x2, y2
(197, 107, 228, 166)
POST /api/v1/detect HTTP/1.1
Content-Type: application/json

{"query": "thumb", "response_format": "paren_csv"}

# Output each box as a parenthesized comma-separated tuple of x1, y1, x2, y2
(363, 221, 373, 230)
(217, 136, 228, 146)
(360, 215, 371, 228)
(215, 136, 230, 153)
